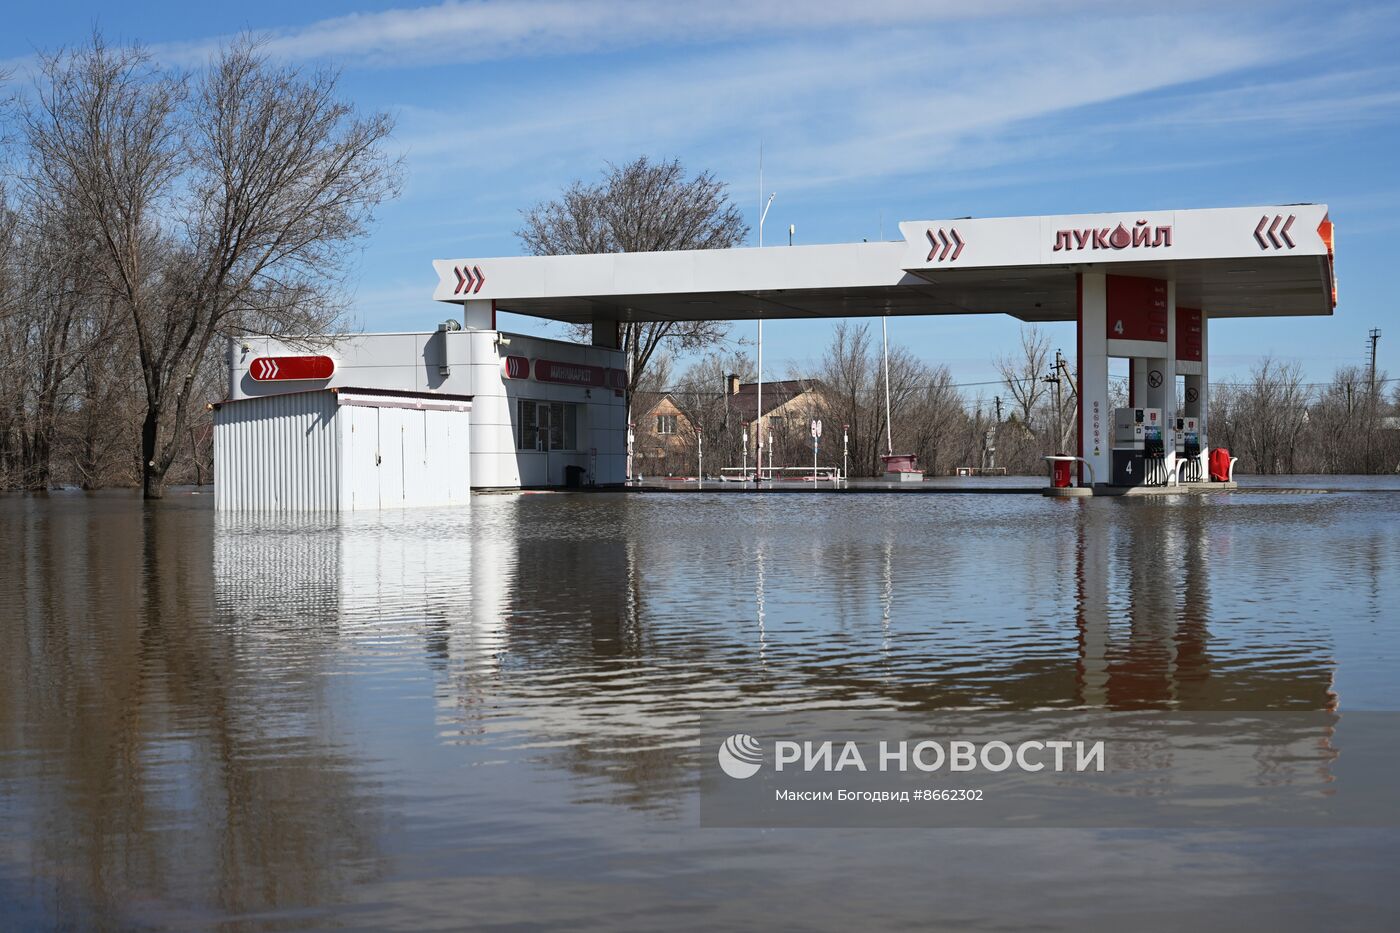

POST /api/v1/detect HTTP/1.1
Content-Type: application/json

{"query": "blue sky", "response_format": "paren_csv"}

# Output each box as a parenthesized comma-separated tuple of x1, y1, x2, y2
(5, 0, 1399, 390)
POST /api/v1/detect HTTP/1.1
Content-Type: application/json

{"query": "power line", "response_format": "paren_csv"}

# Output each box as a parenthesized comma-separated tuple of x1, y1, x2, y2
(659, 374, 1399, 398)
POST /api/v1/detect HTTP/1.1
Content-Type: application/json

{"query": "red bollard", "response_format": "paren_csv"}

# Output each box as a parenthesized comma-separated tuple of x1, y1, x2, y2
(1052, 459, 1072, 488)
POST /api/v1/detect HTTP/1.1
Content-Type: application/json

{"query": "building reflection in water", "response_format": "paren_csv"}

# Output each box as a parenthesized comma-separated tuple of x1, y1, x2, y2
(211, 493, 1349, 816)
(422, 494, 1346, 809)
(413, 493, 1350, 713)
(1073, 499, 1337, 711)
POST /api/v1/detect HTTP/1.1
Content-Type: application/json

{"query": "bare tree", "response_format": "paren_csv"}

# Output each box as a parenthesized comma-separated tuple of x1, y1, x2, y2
(812, 322, 969, 475)
(1233, 356, 1309, 474)
(21, 34, 400, 497)
(1306, 365, 1368, 473)
(670, 350, 754, 472)
(517, 156, 748, 431)
(897, 364, 965, 475)
(3, 197, 120, 488)
(0, 188, 20, 487)
(995, 324, 1051, 430)
(1207, 382, 1238, 461)
(63, 326, 144, 489)
(818, 322, 880, 474)
(21, 36, 184, 495)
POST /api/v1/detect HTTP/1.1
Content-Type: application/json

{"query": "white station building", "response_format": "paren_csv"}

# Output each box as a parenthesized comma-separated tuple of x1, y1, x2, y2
(213, 325, 627, 509)
(213, 203, 1335, 509)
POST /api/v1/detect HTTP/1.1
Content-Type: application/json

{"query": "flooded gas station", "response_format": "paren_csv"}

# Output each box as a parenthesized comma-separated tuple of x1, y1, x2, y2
(4, 198, 1394, 933)
(213, 205, 1336, 504)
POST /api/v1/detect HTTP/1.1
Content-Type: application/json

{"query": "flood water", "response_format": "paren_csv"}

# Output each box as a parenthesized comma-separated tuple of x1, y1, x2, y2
(2, 486, 1398, 930)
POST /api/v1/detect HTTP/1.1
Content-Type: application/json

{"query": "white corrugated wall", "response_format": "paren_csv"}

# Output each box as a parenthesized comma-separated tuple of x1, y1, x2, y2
(216, 391, 472, 511)
(214, 391, 340, 511)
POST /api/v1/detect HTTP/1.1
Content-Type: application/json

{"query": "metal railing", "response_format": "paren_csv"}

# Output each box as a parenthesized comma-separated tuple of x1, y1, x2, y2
(719, 465, 841, 483)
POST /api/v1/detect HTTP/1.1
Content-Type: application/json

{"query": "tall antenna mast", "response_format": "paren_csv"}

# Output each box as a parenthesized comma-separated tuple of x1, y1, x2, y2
(882, 316, 893, 456)
(757, 141, 762, 477)
(755, 143, 775, 477)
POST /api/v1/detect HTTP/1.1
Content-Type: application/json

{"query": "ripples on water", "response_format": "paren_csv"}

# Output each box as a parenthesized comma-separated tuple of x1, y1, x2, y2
(1, 488, 1398, 929)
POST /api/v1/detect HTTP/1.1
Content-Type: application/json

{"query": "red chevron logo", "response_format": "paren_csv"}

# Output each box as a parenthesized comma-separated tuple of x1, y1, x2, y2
(1254, 214, 1296, 250)
(925, 227, 965, 262)
(453, 264, 486, 294)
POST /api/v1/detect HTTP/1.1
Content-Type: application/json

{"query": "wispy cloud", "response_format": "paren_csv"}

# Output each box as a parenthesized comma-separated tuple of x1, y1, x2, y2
(391, 12, 1281, 201)
(156, 0, 1127, 68)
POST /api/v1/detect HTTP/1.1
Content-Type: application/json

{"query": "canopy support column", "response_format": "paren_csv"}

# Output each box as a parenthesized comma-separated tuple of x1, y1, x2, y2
(464, 299, 494, 330)
(592, 320, 621, 349)
(1077, 272, 1110, 486)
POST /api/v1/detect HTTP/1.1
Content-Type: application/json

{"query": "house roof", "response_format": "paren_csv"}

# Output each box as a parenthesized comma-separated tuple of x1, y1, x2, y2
(728, 380, 822, 422)
(634, 391, 690, 422)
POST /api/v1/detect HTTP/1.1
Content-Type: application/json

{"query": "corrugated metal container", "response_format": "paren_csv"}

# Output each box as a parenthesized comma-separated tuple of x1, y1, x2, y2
(213, 389, 471, 511)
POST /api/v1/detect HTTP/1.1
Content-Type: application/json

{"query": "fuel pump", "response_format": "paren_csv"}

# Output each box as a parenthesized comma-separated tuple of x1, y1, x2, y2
(1142, 408, 1166, 485)
(1174, 416, 1201, 482)
(1111, 407, 1164, 486)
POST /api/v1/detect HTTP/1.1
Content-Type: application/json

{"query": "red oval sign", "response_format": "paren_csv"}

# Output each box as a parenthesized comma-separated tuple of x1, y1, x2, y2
(249, 355, 335, 381)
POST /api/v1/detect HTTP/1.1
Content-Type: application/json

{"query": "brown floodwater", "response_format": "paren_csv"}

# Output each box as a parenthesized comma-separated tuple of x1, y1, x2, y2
(1, 486, 1398, 930)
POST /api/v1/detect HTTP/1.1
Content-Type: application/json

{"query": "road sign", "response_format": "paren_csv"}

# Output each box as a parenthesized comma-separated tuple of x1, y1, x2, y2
(249, 355, 335, 381)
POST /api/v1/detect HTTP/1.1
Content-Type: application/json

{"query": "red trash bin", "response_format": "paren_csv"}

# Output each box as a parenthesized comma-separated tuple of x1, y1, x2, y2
(1052, 459, 1073, 488)
(1209, 448, 1231, 482)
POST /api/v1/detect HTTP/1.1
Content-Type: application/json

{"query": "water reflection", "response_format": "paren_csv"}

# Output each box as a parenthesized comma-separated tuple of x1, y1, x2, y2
(210, 496, 1346, 763)
(0, 498, 385, 929)
(1073, 500, 1336, 710)
(0, 489, 1394, 928)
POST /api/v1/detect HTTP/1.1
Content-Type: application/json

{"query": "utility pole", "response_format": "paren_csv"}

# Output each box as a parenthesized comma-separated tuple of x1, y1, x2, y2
(1043, 363, 1061, 453)
(1051, 349, 1071, 452)
(1369, 328, 1381, 394)
(1366, 328, 1381, 473)
(985, 395, 1004, 474)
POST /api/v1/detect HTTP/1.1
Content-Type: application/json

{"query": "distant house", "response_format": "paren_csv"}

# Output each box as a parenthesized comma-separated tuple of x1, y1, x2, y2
(633, 392, 696, 476)
(633, 375, 830, 475)
(727, 375, 828, 462)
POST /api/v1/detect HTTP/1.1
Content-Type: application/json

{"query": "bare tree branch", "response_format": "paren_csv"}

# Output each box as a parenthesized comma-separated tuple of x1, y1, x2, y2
(14, 32, 401, 497)
(516, 156, 748, 433)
